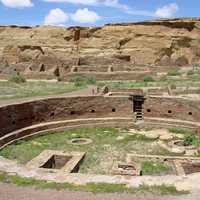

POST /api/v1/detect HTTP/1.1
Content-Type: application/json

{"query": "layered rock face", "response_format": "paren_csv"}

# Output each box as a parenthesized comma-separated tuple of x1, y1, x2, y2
(0, 18, 200, 79)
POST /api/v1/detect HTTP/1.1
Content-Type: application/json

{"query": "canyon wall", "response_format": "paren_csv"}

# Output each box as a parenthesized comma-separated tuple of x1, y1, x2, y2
(0, 18, 200, 79)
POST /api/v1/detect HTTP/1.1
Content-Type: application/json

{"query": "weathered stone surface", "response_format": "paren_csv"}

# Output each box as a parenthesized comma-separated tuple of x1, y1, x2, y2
(0, 18, 199, 79)
(159, 134, 174, 141)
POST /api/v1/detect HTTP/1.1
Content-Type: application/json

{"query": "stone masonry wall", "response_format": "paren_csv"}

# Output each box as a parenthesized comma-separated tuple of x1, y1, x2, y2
(143, 96, 200, 122)
(0, 96, 132, 137)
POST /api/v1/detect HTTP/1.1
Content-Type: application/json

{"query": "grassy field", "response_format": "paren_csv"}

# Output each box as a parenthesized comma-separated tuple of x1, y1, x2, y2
(141, 160, 173, 175)
(0, 81, 85, 100)
(1, 72, 200, 100)
(96, 71, 200, 89)
(0, 127, 178, 175)
(97, 79, 200, 89)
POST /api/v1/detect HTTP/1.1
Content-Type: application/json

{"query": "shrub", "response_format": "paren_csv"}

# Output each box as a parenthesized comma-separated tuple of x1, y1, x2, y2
(143, 75, 155, 82)
(86, 76, 96, 84)
(184, 135, 195, 146)
(187, 70, 195, 76)
(167, 69, 181, 76)
(70, 75, 96, 87)
(183, 134, 200, 147)
(8, 74, 26, 84)
(170, 84, 176, 90)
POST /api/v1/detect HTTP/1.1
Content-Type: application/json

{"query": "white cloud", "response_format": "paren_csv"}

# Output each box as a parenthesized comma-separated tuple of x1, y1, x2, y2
(125, 3, 178, 18)
(155, 3, 179, 18)
(44, 8, 69, 25)
(71, 8, 101, 23)
(43, 0, 128, 10)
(103, 0, 128, 10)
(42, 2, 179, 26)
(42, 1, 179, 18)
(1, 0, 33, 8)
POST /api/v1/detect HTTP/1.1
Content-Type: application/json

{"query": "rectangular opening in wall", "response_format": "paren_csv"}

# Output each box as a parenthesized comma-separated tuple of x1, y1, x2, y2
(40, 155, 72, 169)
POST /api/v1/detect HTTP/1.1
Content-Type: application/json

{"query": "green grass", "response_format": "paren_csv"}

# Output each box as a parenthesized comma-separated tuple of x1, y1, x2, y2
(168, 128, 195, 135)
(167, 69, 181, 76)
(69, 75, 96, 87)
(187, 70, 195, 76)
(183, 134, 200, 147)
(0, 128, 163, 175)
(0, 81, 85, 100)
(96, 69, 200, 89)
(0, 173, 188, 195)
(8, 74, 26, 83)
(97, 79, 200, 89)
(141, 161, 172, 175)
(168, 128, 200, 147)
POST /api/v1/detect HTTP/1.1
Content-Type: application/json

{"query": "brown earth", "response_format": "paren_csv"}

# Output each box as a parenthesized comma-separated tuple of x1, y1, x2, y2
(0, 183, 198, 200)
(0, 18, 200, 79)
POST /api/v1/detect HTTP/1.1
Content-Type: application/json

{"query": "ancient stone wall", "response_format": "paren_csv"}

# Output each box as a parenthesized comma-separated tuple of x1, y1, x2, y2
(0, 96, 132, 136)
(144, 96, 199, 122)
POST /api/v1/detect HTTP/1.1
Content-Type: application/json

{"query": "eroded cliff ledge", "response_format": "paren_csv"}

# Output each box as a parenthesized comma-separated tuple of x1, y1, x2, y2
(0, 18, 200, 79)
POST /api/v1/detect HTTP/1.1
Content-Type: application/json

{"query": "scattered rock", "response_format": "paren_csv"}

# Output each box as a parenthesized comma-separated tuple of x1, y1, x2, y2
(159, 134, 174, 141)
(146, 133, 159, 140)
(174, 134, 185, 139)
(171, 148, 185, 154)
(116, 136, 124, 141)
(185, 149, 198, 156)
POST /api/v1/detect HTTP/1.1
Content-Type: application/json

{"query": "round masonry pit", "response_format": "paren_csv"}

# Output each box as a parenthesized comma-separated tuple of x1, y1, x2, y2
(69, 138, 93, 145)
(169, 140, 197, 150)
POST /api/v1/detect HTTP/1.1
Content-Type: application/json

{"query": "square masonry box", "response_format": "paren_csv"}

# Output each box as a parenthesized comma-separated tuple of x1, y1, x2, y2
(26, 150, 85, 173)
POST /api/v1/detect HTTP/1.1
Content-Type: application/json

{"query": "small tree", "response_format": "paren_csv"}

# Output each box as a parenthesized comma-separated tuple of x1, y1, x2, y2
(167, 69, 180, 76)
(143, 75, 155, 82)
(9, 74, 26, 84)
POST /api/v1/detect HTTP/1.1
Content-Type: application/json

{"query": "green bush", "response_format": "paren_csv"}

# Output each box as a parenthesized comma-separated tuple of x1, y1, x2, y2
(184, 135, 195, 146)
(170, 84, 177, 90)
(143, 75, 155, 82)
(187, 70, 195, 76)
(8, 74, 26, 84)
(70, 75, 96, 87)
(167, 69, 181, 76)
(86, 76, 96, 84)
(183, 134, 200, 147)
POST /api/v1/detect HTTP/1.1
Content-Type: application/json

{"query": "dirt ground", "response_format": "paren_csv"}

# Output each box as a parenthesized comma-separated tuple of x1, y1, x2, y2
(0, 183, 198, 200)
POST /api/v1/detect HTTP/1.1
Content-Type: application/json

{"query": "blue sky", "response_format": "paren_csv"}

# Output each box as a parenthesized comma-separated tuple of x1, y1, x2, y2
(0, 0, 199, 26)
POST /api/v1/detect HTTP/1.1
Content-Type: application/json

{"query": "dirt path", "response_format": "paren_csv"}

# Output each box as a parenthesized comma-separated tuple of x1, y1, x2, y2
(0, 183, 198, 200)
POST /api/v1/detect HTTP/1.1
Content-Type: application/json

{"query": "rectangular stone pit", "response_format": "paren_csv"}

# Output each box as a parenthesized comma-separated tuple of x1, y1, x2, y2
(127, 154, 200, 176)
(26, 150, 85, 173)
(40, 155, 73, 169)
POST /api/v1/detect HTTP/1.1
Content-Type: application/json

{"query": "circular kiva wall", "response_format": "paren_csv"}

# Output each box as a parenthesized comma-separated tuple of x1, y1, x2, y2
(0, 96, 133, 148)
(143, 96, 200, 128)
(1, 95, 200, 148)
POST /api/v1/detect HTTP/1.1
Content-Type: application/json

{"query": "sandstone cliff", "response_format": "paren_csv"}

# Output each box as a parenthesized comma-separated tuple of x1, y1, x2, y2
(0, 18, 200, 79)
